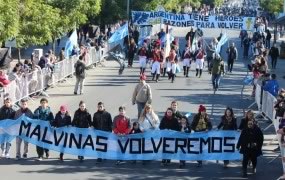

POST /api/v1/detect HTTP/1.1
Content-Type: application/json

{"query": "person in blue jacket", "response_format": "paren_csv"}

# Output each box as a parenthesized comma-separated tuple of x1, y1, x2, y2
(263, 74, 279, 97)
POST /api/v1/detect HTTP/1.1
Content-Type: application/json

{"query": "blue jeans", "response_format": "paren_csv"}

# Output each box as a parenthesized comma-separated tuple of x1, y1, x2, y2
(212, 74, 221, 89)
(136, 101, 146, 119)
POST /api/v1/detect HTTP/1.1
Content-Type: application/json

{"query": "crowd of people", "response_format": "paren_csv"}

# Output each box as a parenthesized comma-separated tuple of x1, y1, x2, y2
(0, 96, 266, 177)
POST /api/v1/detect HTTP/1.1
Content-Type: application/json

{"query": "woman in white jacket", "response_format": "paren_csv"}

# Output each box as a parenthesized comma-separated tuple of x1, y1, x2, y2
(139, 104, 160, 132)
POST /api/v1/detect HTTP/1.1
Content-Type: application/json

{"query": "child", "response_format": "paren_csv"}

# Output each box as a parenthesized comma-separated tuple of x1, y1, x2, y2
(129, 122, 142, 164)
(113, 106, 131, 165)
(179, 116, 191, 168)
(52, 105, 71, 161)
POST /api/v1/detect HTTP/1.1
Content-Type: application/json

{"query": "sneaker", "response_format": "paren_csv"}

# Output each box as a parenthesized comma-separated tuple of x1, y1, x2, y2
(96, 158, 102, 163)
(38, 157, 43, 161)
(74, 92, 77, 95)
(197, 162, 202, 167)
(116, 160, 125, 165)
(15, 156, 20, 160)
(1, 152, 5, 158)
(252, 167, 256, 174)
(5, 153, 10, 159)
(45, 152, 49, 159)
(23, 154, 27, 159)
(59, 156, 64, 161)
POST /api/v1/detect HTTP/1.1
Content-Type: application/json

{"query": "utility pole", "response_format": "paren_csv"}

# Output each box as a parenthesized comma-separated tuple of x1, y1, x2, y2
(127, 0, 130, 21)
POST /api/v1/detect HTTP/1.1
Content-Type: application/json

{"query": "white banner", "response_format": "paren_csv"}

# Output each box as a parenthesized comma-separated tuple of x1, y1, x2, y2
(132, 11, 255, 30)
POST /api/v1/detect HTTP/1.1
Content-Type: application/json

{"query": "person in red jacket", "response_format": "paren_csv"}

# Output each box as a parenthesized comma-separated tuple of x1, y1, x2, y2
(113, 106, 131, 165)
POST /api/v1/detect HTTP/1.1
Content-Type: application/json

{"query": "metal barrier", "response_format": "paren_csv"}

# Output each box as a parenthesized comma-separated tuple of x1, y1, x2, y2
(0, 46, 108, 107)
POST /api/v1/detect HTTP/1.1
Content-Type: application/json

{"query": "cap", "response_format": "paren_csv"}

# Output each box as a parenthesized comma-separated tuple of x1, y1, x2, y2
(198, 105, 206, 113)
(60, 105, 67, 111)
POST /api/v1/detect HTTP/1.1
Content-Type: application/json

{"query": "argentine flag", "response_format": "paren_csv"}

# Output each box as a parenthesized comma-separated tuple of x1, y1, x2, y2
(108, 23, 129, 44)
(65, 30, 78, 58)
(215, 33, 228, 54)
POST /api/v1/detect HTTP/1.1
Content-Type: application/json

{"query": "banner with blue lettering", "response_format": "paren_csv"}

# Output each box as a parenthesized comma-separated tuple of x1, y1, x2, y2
(0, 116, 241, 160)
(132, 11, 255, 30)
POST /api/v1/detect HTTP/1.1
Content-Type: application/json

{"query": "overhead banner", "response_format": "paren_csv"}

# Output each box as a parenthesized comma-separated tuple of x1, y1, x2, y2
(0, 116, 241, 160)
(132, 11, 255, 30)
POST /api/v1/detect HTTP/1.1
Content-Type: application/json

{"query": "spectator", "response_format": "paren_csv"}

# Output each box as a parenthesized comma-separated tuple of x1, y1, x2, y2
(0, 69, 10, 88)
(139, 104, 160, 132)
(0, 98, 15, 158)
(14, 99, 33, 160)
(266, 29, 272, 48)
(59, 47, 65, 62)
(239, 110, 257, 131)
(269, 43, 279, 69)
(263, 74, 279, 97)
(178, 116, 191, 168)
(33, 98, 54, 161)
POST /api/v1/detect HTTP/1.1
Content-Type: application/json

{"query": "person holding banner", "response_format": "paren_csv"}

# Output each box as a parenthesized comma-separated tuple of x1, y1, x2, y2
(113, 106, 131, 165)
(14, 99, 34, 160)
(217, 107, 237, 168)
(179, 116, 191, 168)
(191, 105, 212, 167)
(238, 110, 257, 131)
(52, 105, 71, 161)
(237, 120, 264, 177)
(160, 108, 180, 166)
(33, 98, 54, 161)
(170, 101, 183, 122)
(0, 98, 15, 159)
(139, 104, 160, 132)
(72, 101, 92, 162)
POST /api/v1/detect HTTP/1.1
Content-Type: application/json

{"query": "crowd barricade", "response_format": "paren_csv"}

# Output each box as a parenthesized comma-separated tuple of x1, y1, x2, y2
(255, 83, 262, 110)
(0, 46, 108, 107)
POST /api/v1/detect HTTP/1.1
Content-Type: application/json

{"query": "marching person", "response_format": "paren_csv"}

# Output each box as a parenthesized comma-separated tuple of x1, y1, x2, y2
(52, 105, 71, 161)
(182, 44, 192, 77)
(113, 106, 131, 165)
(33, 98, 54, 161)
(237, 120, 264, 177)
(195, 44, 206, 78)
(74, 55, 87, 95)
(239, 110, 257, 131)
(209, 53, 225, 91)
(72, 101, 92, 162)
(138, 43, 148, 74)
(151, 44, 163, 82)
(128, 38, 137, 67)
(159, 108, 180, 166)
(139, 104, 160, 132)
(166, 46, 178, 83)
(226, 42, 238, 73)
(132, 74, 152, 119)
(217, 107, 237, 168)
(14, 99, 34, 160)
(0, 98, 16, 158)
(191, 105, 212, 167)
(92, 102, 112, 163)
(179, 116, 191, 168)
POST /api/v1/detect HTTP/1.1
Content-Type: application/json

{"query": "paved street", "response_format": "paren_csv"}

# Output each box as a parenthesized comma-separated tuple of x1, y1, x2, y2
(0, 28, 283, 180)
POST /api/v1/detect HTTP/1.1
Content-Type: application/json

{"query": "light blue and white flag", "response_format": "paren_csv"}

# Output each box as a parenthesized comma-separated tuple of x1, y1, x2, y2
(108, 23, 129, 44)
(215, 33, 228, 54)
(65, 30, 78, 58)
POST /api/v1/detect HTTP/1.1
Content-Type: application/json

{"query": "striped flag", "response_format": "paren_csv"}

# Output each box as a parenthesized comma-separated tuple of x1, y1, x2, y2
(215, 33, 228, 54)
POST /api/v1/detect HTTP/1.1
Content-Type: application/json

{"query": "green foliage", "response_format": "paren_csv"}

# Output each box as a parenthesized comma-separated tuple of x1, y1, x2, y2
(260, 0, 283, 14)
(0, 0, 20, 43)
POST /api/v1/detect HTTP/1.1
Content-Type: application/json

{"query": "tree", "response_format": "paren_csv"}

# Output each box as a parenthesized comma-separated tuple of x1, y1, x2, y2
(260, 0, 283, 14)
(0, 0, 20, 46)
(15, 0, 61, 60)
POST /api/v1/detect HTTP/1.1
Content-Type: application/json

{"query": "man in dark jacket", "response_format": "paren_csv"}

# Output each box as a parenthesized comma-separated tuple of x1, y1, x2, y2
(269, 43, 279, 69)
(14, 99, 34, 160)
(0, 98, 15, 158)
(33, 98, 54, 161)
(209, 53, 225, 91)
(93, 102, 112, 163)
(237, 120, 264, 178)
(74, 56, 87, 95)
(226, 42, 238, 73)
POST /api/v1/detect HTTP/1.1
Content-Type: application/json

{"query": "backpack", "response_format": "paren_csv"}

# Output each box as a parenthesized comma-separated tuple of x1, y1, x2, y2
(75, 62, 85, 78)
